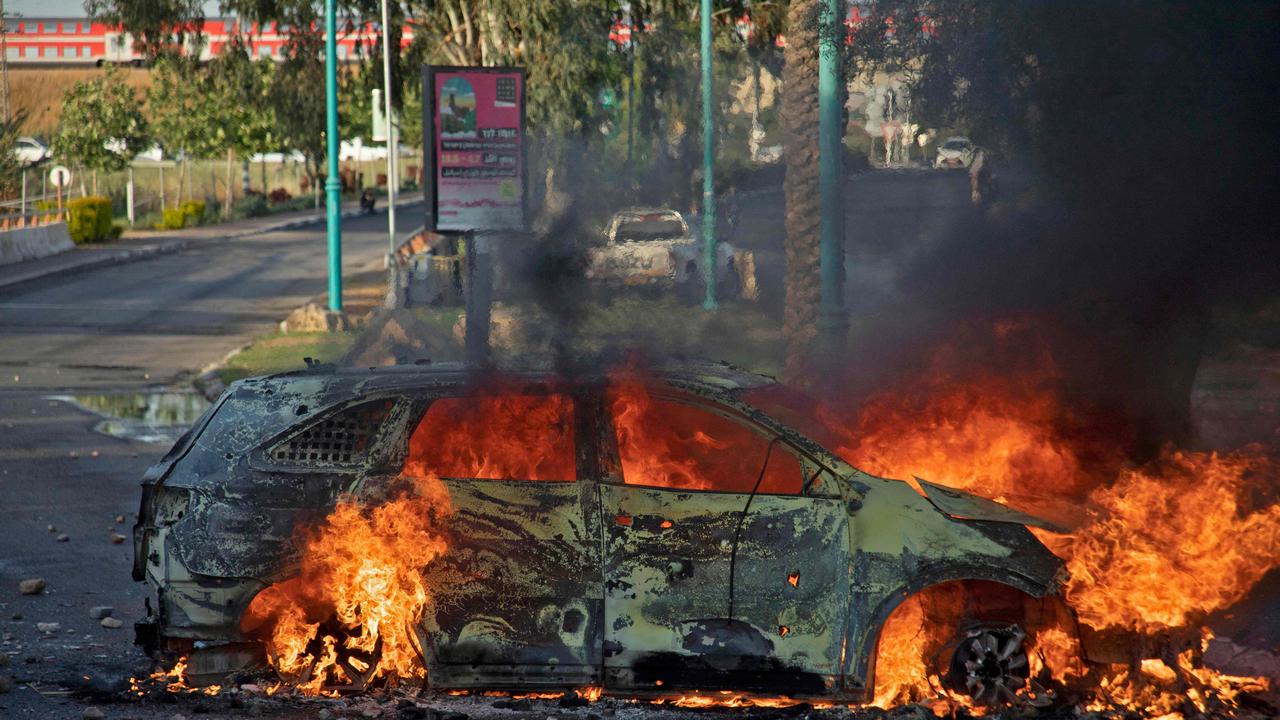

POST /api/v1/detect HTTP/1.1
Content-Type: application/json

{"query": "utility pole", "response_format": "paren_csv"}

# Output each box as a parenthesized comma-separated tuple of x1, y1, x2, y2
(324, 0, 344, 312)
(380, 0, 398, 265)
(699, 0, 717, 310)
(817, 0, 847, 357)
(0, 0, 12, 123)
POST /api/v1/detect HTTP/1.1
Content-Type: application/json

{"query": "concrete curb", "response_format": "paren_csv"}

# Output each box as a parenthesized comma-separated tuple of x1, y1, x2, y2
(0, 199, 422, 294)
(0, 240, 190, 294)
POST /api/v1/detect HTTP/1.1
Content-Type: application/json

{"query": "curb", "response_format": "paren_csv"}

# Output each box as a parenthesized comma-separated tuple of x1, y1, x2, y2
(0, 199, 422, 294)
(0, 240, 190, 294)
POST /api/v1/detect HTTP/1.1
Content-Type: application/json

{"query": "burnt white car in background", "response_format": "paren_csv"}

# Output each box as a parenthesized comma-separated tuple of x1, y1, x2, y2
(587, 208, 740, 302)
(934, 136, 976, 169)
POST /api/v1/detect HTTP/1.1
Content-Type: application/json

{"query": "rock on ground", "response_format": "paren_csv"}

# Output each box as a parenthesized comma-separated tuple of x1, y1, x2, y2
(100, 617, 123, 629)
(18, 578, 46, 595)
(280, 302, 351, 333)
(88, 606, 114, 619)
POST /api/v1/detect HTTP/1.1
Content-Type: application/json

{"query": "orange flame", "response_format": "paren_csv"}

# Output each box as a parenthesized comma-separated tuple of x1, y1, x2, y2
(241, 473, 453, 694)
(609, 372, 801, 492)
(826, 321, 1279, 710)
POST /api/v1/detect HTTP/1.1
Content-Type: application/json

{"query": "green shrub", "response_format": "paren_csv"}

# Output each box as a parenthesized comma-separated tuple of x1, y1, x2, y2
(109, 223, 125, 240)
(232, 194, 269, 218)
(179, 200, 206, 226)
(65, 196, 114, 244)
(159, 208, 186, 230)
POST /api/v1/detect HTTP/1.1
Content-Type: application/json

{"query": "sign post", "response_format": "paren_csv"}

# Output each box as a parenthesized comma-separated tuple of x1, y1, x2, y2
(48, 165, 72, 213)
(423, 66, 526, 365)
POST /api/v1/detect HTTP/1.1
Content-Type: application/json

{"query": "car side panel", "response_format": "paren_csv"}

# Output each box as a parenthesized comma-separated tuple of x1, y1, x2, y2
(419, 478, 603, 688)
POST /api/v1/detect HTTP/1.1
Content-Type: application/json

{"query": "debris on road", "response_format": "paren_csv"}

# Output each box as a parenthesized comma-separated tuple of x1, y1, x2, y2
(100, 617, 123, 629)
(46, 524, 56, 533)
(88, 607, 114, 620)
(114, 515, 124, 524)
(83, 707, 104, 719)
(18, 578, 46, 595)
(36, 622, 61, 633)
(110, 533, 127, 544)
(56, 533, 70, 542)
(0, 674, 13, 693)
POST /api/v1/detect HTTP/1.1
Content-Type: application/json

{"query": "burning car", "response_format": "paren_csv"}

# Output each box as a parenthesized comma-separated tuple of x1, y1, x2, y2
(133, 360, 1071, 703)
(587, 208, 740, 301)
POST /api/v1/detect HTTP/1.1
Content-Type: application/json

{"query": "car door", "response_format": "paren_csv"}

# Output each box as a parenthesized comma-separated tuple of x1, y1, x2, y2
(597, 381, 850, 696)
(407, 387, 604, 689)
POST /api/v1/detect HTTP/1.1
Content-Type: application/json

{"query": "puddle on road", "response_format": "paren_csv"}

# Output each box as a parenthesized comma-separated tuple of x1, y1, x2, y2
(52, 393, 211, 445)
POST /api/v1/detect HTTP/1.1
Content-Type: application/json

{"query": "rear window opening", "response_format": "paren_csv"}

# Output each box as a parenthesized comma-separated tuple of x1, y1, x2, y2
(403, 394, 577, 482)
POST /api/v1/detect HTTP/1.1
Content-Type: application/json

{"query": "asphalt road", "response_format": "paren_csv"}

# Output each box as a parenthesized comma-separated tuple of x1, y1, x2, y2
(0, 212, 397, 391)
(0, 213, 396, 717)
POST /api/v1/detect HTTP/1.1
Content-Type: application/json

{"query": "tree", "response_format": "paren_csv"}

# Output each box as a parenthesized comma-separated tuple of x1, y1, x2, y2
(206, 40, 282, 214)
(781, 0, 822, 384)
(0, 109, 27, 198)
(148, 56, 223, 206)
(85, 0, 207, 58)
(52, 67, 150, 182)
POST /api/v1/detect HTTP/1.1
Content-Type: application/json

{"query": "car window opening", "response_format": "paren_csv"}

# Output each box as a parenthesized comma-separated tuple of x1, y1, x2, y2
(403, 393, 576, 482)
(607, 380, 802, 493)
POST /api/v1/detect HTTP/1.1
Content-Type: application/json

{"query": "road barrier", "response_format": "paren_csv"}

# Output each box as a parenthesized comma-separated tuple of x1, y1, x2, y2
(0, 216, 75, 266)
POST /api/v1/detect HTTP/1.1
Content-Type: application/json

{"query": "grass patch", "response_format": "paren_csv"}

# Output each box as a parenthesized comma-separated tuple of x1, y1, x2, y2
(219, 331, 357, 384)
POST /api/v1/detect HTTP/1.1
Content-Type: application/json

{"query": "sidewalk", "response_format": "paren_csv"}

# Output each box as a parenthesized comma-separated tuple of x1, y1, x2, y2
(0, 196, 421, 293)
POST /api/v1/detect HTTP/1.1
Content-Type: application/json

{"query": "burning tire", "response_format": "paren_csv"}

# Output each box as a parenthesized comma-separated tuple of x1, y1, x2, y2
(944, 624, 1031, 706)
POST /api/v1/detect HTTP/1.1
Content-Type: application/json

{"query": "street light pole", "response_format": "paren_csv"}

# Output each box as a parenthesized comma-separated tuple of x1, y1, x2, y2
(817, 0, 846, 355)
(699, 0, 717, 310)
(380, 0, 398, 265)
(324, 0, 344, 312)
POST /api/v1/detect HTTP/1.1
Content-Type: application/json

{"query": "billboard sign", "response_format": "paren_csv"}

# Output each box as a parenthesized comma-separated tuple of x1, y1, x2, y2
(424, 66, 526, 232)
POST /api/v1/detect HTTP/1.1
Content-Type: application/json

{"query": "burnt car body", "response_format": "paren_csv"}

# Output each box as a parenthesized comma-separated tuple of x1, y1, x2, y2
(587, 208, 739, 299)
(133, 361, 1067, 700)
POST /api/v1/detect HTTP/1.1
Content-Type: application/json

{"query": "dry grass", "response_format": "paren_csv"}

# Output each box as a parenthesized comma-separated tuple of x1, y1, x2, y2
(10, 67, 154, 138)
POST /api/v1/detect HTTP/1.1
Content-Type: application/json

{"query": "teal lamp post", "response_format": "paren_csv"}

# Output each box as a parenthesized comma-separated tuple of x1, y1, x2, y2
(325, 0, 344, 312)
(817, 0, 846, 353)
(699, 0, 717, 310)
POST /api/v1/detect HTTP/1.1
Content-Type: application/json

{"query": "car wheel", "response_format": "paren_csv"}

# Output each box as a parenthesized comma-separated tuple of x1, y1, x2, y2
(944, 624, 1040, 706)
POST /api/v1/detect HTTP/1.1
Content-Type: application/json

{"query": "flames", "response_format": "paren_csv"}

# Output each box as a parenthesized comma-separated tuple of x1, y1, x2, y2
(829, 321, 1279, 711)
(1038, 447, 1280, 631)
(233, 329, 1278, 715)
(241, 473, 453, 694)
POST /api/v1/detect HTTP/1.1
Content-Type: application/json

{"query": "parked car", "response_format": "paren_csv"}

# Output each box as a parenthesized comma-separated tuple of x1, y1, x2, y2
(132, 360, 1070, 702)
(104, 139, 165, 162)
(12, 136, 50, 165)
(250, 150, 307, 164)
(934, 136, 976, 169)
(588, 208, 740, 302)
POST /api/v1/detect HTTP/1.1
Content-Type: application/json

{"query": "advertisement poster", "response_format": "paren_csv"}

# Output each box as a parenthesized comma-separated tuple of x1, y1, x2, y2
(425, 66, 526, 232)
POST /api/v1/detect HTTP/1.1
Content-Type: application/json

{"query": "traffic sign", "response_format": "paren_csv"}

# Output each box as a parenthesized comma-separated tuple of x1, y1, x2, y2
(48, 165, 72, 188)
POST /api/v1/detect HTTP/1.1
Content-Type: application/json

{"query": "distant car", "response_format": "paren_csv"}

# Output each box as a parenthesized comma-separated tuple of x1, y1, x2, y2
(934, 136, 975, 169)
(104, 139, 165, 162)
(131, 360, 1069, 702)
(250, 150, 307, 164)
(588, 208, 740, 302)
(339, 138, 415, 162)
(13, 136, 50, 165)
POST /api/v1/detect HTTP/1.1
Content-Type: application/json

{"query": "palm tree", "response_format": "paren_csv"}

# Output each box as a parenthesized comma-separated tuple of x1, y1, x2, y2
(782, 0, 822, 384)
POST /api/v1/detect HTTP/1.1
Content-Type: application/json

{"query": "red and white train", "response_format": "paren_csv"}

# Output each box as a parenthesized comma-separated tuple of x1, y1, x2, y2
(2, 16, 412, 65)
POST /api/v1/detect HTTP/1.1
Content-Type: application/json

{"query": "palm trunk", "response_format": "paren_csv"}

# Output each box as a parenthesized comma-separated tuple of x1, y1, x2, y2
(781, 0, 823, 386)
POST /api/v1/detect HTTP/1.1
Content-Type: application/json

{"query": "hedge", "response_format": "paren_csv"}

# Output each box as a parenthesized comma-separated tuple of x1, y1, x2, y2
(65, 196, 114, 244)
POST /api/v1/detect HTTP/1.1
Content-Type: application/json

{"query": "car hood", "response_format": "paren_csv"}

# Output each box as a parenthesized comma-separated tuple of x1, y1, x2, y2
(915, 477, 1067, 533)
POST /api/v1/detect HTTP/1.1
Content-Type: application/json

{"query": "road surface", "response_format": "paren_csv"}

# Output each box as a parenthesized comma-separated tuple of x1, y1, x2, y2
(0, 213, 395, 717)
(0, 213, 396, 391)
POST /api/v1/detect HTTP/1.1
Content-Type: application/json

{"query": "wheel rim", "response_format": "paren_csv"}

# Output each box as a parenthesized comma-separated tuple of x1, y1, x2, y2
(947, 624, 1030, 706)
